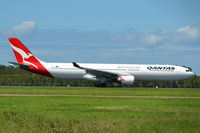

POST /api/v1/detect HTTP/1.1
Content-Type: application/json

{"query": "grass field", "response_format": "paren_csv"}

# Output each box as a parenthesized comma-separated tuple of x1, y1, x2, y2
(0, 87, 200, 133)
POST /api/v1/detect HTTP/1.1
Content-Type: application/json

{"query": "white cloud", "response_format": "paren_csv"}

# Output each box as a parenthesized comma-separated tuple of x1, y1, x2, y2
(141, 34, 166, 45)
(160, 30, 169, 34)
(1, 22, 199, 48)
(111, 25, 200, 45)
(126, 34, 135, 40)
(155, 44, 200, 51)
(112, 33, 135, 41)
(4, 21, 36, 36)
(177, 25, 199, 39)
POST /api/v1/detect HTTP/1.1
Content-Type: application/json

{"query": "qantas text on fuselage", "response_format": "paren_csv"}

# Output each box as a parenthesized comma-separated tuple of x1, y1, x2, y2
(8, 38, 195, 86)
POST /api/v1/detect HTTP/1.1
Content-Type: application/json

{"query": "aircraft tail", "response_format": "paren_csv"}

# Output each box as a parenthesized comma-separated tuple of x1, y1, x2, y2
(9, 38, 35, 64)
(8, 38, 53, 77)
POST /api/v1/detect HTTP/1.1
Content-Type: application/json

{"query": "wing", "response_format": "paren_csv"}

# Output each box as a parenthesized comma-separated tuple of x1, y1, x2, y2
(72, 62, 119, 80)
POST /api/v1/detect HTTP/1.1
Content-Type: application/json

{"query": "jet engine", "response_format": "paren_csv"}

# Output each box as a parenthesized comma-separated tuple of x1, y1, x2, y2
(83, 74, 97, 81)
(118, 75, 135, 85)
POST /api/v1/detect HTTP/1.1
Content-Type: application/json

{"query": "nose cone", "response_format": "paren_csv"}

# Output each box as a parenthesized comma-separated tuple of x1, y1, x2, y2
(192, 72, 195, 76)
(189, 72, 195, 78)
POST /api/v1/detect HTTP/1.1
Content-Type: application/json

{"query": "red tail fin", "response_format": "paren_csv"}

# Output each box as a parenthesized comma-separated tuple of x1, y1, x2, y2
(8, 38, 53, 77)
(9, 38, 34, 64)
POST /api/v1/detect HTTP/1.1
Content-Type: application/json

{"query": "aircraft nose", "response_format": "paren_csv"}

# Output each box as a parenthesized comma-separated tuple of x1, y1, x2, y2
(186, 71, 195, 78)
(192, 72, 196, 76)
(190, 72, 195, 77)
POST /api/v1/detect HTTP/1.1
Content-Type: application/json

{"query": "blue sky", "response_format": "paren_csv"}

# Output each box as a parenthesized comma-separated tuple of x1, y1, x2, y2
(0, 0, 200, 74)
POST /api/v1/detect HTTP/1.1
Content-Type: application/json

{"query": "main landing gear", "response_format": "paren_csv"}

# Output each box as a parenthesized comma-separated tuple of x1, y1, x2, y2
(95, 82, 107, 87)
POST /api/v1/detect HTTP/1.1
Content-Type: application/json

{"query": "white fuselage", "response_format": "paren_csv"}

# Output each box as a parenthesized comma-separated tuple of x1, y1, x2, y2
(8, 38, 195, 85)
(42, 62, 195, 81)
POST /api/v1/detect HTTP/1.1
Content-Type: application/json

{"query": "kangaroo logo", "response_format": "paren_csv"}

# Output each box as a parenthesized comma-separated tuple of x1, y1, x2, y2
(10, 43, 38, 69)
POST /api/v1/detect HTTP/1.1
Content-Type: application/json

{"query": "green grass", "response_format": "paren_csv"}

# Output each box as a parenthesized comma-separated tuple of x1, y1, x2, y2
(0, 86, 200, 97)
(0, 87, 200, 133)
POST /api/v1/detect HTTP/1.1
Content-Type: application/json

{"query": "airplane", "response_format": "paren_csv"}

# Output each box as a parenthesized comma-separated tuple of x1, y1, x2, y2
(8, 38, 195, 87)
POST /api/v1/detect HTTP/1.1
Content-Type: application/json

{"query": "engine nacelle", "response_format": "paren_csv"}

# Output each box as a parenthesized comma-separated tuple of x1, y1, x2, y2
(83, 74, 97, 81)
(118, 75, 135, 85)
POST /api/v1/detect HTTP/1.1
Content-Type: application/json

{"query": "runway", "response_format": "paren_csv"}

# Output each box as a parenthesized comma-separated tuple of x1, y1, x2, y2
(0, 94, 200, 99)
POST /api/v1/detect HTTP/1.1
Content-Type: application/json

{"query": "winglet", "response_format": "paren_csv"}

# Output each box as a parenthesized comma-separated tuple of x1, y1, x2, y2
(72, 62, 80, 68)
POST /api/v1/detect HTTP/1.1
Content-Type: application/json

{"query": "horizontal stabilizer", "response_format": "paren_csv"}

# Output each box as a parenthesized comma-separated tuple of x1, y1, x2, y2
(9, 62, 30, 69)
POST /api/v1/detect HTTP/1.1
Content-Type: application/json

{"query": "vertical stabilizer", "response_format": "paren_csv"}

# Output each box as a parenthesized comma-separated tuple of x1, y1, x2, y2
(8, 38, 53, 77)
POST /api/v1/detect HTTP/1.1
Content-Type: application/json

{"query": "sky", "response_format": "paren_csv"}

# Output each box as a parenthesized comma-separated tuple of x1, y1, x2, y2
(0, 0, 200, 74)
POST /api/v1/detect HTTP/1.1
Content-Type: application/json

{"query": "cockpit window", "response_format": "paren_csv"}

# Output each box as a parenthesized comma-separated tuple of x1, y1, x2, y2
(186, 69, 191, 72)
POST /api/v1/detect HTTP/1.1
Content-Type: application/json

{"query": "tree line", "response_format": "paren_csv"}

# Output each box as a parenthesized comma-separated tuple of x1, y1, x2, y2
(0, 65, 200, 88)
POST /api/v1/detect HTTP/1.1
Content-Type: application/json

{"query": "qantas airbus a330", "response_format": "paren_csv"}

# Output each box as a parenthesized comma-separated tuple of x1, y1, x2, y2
(8, 38, 195, 86)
